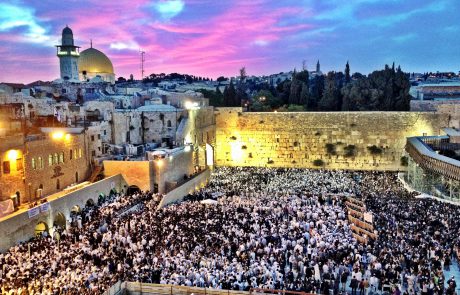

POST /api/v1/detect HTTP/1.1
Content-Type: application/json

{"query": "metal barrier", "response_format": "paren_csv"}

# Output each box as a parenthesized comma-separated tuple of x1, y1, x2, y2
(105, 282, 321, 295)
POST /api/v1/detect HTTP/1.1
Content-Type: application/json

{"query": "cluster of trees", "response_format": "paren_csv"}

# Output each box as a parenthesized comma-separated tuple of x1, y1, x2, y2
(201, 63, 411, 112)
(117, 73, 212, 84)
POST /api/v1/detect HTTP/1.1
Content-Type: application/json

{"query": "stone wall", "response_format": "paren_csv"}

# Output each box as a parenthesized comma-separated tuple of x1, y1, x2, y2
(0, 174, 127, 252)
(157, 169, 211, 208)
(215, 108, 449, 171)
(104, 161, 153, 191)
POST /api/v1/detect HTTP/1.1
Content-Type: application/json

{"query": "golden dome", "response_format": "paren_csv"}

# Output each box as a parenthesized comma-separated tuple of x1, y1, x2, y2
(78, 47, 114, 75)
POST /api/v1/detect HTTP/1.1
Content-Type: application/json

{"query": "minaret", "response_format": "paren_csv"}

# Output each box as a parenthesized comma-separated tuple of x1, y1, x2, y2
(316, 60, 320, 73)
(56, 26, 80, 81)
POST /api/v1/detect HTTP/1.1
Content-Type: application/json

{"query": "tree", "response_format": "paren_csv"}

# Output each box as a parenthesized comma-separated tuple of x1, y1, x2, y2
(345, 61, 351, 84)
(117, 77, 127, 83)
(239, 67, 247, 83)
(318, 71, 340, 111)
(223, 81, 238, 106)
(217, 76, 227, 82)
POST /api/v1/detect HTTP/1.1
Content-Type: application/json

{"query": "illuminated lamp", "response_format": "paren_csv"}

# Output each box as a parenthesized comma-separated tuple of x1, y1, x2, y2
(51, 131, 65, 140)
(7, 149, 19, 160)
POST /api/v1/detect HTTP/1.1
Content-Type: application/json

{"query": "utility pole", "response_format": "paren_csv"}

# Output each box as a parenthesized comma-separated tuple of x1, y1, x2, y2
(140, 50, 145, 80)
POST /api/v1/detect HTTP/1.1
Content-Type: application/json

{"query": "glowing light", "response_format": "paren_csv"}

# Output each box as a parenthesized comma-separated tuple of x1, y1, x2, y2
(65, 134, 71, 141)
(7, 149, 18, 160)
(156, 159, 163, 167)
(169, 155, 173, 161)
(184, 101, 199, 110)
(51, 131, 65, 140)
(230, 141, 244, 163)
(184, 145, 191, 152)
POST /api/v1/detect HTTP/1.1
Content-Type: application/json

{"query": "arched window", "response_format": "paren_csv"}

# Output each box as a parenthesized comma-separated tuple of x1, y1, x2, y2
(167, 120, 172, 127)
(48, 154, 53, 166)
(31, 158, 36, 170)
(75, 171, 79, 183)
(54, 153, 58, 164)
(59, 152, 64, 163)
(38, 157, 43, 169)
(56, 179, 60, 190)
(79, 148, 82, 158)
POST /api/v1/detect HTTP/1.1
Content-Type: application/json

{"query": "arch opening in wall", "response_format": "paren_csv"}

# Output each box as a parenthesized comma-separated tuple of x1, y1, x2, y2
(71, 205, 81, 214)
(35, 221, 49, 236)
(86, 198, 95, 207)
(75, 172, 79, 183)
(54, 212, 66, 229)
(127, 185, 140, 195)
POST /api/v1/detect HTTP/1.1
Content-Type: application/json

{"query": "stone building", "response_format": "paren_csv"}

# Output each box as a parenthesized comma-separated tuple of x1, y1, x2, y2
(112, 105, 183, 146)
(24, 128, 91, 201)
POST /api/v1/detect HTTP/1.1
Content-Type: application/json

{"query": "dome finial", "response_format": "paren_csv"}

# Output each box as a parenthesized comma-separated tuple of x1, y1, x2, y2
(90, 39, 92, 48)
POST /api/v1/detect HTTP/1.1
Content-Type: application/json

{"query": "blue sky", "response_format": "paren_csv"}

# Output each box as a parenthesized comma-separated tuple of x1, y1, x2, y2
(0, 0, 459, 83)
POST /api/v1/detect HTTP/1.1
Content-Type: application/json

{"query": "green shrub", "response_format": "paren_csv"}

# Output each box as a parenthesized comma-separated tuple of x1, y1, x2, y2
(367, 145, 383, 155)
(344, 145, 356, 157)
(325, 143, 336, 155)
(313, 159, 325, 166)
(400, 156, 409, 166)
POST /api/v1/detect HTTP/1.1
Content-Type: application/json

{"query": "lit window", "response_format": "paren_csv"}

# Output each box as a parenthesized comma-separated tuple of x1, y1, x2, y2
(54, 153, 58, 164)
(59, 152, 64, 163)
(3, 161, 10, 174)
(38, 157, 43, 169)
(79, 148, 82, 158)
(49, 155, 53, 166)
(74, 149, 77, 159)
(32, 158, 36, 170)
(16, 158, 23, 171)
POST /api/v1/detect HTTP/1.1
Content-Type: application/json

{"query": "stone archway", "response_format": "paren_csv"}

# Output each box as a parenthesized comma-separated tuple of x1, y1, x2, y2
(86, 198, 95, 207)
(71, 205, 81, 214)
(54, 212, 66, 228)
(35, 221, 49, 236)
(127, 185, 140, 195)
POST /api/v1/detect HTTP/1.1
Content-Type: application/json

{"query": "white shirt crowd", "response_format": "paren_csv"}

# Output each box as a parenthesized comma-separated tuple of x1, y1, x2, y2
(0, 167, 458, 295)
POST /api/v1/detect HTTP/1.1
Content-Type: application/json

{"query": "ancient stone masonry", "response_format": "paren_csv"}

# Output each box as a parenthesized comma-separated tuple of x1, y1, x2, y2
(215, 108, 449, 171)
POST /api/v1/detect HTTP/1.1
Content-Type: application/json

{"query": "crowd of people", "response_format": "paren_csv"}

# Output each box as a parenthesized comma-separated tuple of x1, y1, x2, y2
(0, 167, 459, 295)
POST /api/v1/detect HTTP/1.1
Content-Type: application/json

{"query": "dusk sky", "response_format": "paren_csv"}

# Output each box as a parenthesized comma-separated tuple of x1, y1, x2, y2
(0, 0, 459, 83)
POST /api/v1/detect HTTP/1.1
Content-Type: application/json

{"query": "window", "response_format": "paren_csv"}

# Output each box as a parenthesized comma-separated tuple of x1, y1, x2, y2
(32, 158, 36, 170)
(103, 130, 107, 136)
(70, 149, 73, 160)
(59, 152, 64, 163)
(54, 153, 58, 165)
(3, 161, 10, 174)
(167, 120, 172, 128)
(38, 157, 43, 169)
(92, 150, 96, 157)
(98, 134, 101, 140)
(91, 135, 95, 142)
(74, 149, 77, 160)
(49, 154, 53, 166)
(79, 148, 82, 158)
(16, 158, 23, 171)
(56, 179, 60, 190)
(75, 172, 79, 183)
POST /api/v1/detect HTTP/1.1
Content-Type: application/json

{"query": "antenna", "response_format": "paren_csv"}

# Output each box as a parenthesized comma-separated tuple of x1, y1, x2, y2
(140, 49, 145, 80)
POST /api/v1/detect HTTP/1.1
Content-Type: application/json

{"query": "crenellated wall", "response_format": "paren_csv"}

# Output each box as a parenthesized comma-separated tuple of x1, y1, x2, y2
(215, 108, 449, 171)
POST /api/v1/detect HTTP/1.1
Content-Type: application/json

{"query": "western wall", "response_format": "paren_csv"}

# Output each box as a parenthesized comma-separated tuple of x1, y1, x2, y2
(214, 108, 451, 171)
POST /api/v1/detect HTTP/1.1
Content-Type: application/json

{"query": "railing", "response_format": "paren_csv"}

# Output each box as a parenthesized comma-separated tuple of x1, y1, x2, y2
(104, 282, 321, 295)
(406, 137, 460, 181)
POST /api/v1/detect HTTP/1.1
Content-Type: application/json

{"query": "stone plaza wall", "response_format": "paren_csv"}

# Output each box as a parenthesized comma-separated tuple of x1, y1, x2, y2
(215, 108, 449, 171)
(0, 174, 127, 252)
(104, 161, 153, 191)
